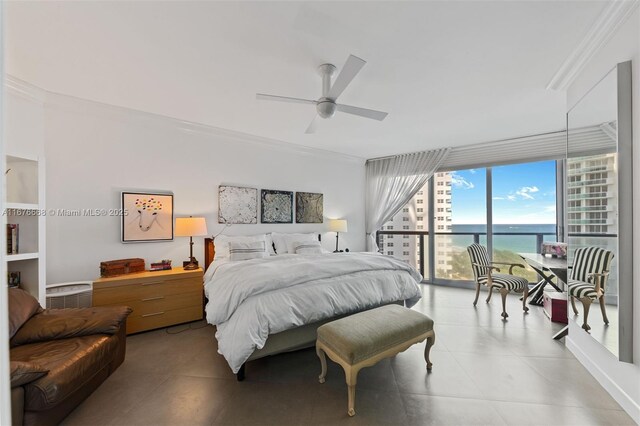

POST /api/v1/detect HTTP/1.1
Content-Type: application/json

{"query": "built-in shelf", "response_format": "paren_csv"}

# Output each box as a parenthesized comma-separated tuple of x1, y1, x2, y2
(7, 253, 39, 262)
(6, 202, 39, 211)
(4, 154, 45, 304)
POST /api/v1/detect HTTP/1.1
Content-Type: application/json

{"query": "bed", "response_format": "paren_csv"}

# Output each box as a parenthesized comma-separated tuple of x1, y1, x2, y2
(203, 234, 423, 380)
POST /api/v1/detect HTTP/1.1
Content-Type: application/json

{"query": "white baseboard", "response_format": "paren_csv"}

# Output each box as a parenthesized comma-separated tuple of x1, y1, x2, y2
(567, 337, 640, 423)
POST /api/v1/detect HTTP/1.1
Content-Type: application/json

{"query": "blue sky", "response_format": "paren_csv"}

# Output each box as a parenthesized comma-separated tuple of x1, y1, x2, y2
(451, 161, 557, 225)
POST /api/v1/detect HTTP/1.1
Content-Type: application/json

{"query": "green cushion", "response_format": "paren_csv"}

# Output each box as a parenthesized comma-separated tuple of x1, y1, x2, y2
(317, 305, 433, 364)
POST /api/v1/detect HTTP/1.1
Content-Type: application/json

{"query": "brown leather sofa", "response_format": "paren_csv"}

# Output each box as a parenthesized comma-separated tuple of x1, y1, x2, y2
(8, 288, 132, 426)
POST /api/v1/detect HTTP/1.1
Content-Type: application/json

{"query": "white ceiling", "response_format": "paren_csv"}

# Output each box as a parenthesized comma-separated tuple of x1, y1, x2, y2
(5, 1, 608, 159)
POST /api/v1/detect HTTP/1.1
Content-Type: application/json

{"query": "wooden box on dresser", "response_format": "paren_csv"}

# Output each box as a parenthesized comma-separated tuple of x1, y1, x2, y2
(93, 267, 203, 334)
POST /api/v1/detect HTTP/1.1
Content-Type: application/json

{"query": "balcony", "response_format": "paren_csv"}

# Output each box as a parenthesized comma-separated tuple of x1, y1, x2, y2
(377, 230, 617, 293)
(377, 230, 557, 283)
(567, 177, 614, 187)
(566, 205, 612, 213)
(567, 192, 614, 200)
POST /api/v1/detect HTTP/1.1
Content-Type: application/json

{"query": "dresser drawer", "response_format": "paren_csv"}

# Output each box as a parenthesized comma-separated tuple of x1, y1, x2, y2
(92, 267, 204, 334)
(99, 289, 202, 317)
(126, 305, 203, 334)
(93, 277, 201, 305)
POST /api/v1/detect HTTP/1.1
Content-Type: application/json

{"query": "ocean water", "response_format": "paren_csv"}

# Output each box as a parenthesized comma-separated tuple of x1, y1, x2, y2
(449, 224, 556, 253)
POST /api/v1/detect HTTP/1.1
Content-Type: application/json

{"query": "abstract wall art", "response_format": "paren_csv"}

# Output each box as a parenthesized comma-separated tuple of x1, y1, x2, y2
(261, 190, 293, 223)
(218, 185, 258, 224)
(122, 191, 174, 242)
(295, 192, 324, 223)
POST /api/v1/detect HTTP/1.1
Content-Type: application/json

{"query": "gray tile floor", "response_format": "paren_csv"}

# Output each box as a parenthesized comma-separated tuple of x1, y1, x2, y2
(61, 285, 636, 426)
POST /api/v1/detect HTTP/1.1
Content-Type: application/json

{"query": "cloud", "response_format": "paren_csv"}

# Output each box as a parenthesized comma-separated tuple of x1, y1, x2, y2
(543, 205, 556, 213)
(451, 173, 475, 190)
(493, 196, 505, 200)
(515, 186, 539, 200)
(516, 190, 534, 200)
(507, 195, 517, 201)
(468, 169, 477, 174)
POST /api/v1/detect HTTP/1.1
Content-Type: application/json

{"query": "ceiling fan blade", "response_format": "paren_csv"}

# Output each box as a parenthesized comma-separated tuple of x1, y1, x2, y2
(336, 103, 388, 121)
(326, 54, 366, 100)
(305, 115, 320, 134)
(256, 93, 317, 105)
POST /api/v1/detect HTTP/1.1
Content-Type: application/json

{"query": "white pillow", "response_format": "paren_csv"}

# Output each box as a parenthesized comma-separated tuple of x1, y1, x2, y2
(286, 233, 318, 254)
(214, 234, 267, 259)
(264, 233, 277, 255)
(293, 241, 323, 255)
(229, 240, 268, 262)
(270, 232, 288, 254)
(272, 232, 318, 254)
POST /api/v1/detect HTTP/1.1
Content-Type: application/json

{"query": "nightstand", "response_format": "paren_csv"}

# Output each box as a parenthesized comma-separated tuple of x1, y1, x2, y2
(93, 267, 203, 334)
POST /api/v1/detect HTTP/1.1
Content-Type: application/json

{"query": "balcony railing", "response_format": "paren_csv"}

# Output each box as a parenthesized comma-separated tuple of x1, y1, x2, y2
(568, 177, 614, 187)
(567, 192, 613, 200)
(377, 230, 617, 288)
(376, 230, 557, 282)
(566, 205, 611, 212)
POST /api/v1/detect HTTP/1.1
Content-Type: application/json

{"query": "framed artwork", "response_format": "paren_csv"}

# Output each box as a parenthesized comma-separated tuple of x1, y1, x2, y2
(121, 192, 174, 243)
(261, 190, 293, 223)
(218, 185, 258, 224)
(8, 271, 20, 287)
(296, 192, 324, 223)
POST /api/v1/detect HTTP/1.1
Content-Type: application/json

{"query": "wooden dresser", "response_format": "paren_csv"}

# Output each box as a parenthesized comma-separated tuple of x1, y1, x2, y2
(93, 267, 203, 334)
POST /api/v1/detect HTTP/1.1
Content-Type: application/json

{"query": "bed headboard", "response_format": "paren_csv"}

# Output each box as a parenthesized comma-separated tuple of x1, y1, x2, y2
(204, 238, 215, 271)
(203, 234, 322, 271)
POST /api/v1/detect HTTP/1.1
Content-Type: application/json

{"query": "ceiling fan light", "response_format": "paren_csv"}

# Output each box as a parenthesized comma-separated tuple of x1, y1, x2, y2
(317, 99, 336, 119)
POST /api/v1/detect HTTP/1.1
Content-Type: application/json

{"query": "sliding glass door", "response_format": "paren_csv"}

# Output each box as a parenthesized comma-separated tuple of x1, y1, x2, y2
(491, 161, 558, 282)
(378, 159, 560, 285)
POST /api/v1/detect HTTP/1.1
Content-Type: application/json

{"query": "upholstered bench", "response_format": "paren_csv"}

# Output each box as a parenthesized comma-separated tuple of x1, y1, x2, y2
(316, 304, 435, 416)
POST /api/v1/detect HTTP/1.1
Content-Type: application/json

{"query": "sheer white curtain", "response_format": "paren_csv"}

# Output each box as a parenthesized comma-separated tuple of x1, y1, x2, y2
(365, 148, 450, 252)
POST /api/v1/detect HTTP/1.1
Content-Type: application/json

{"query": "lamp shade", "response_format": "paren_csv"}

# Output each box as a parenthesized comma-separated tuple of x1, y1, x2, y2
(175, 217, 208, 237)
(328, 219, 348, 233)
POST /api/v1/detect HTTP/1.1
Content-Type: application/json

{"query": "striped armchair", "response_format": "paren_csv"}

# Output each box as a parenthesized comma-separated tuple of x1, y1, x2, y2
(467, 244, 529, 319)
(568, 247, 614, 331)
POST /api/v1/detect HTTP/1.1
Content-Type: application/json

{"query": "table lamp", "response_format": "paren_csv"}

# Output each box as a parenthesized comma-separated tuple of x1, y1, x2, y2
(175, 217, 208, 270)
(328, 219, 348, 253)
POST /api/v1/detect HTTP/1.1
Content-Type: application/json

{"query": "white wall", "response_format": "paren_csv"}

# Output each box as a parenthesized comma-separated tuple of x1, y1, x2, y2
(29, 89, 365, 283)
(5, 80, 45, 156)
(566, 7, 640, 421)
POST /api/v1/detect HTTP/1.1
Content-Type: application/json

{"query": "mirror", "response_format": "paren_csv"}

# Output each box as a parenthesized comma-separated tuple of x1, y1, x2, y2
(566, 61, 633, 363)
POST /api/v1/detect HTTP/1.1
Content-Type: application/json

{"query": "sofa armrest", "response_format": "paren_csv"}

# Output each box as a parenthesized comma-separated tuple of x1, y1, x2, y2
(10, 361, 49, 388)
(10, 306, 132, 347)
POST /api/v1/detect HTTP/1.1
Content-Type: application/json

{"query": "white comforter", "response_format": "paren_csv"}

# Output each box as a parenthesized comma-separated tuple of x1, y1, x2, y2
(204, 253, 423, 373)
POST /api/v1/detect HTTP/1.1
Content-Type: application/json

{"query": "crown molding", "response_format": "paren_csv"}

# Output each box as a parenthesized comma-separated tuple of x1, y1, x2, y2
(546, 0, 639, 91)
(4, 74, 365, 164)
(4, 75, 46, 104)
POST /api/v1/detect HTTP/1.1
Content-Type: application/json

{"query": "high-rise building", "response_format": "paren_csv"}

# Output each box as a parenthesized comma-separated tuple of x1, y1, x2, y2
(567, 153, 617, 234)
(380, 172, 452, 275)
(567, 153, 618, 298)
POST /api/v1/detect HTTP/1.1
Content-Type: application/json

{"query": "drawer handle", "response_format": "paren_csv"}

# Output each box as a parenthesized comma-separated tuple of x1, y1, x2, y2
(141, 296, 165, 302)
(141, 281, 163, 286)
(142, 311, 165, 318)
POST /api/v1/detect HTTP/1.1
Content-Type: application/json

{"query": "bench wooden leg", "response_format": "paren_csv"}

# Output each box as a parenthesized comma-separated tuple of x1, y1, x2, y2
(316, 345, 327, 384)
(346, 367, 359, 417)
(424, 333, 435, 370)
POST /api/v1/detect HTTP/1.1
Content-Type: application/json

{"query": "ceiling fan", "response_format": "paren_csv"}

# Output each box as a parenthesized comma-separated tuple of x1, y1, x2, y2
(256, 54, 388, 134)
